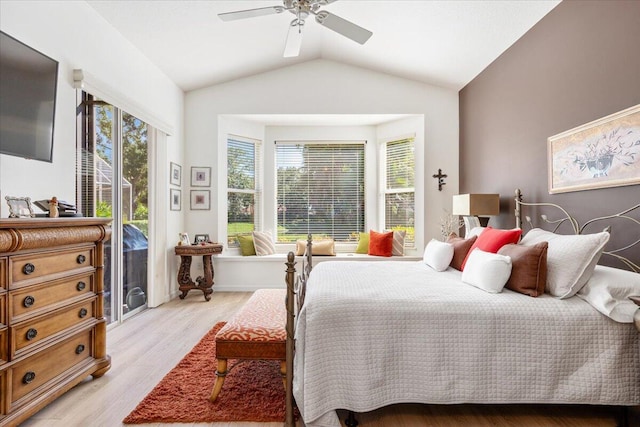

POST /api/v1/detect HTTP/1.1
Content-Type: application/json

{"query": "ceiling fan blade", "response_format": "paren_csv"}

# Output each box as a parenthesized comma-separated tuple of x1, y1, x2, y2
(283, 21, 303, 58)
(314, 11, 372, 45)
(218, 6, 285, 22)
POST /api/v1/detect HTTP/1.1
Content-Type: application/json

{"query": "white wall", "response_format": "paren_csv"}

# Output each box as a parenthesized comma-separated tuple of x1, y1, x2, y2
(185, 59, 459, 250)
(0, 1, 185, 306)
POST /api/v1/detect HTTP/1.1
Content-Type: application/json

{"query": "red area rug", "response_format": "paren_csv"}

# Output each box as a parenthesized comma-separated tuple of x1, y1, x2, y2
(123, 322, 288, 423)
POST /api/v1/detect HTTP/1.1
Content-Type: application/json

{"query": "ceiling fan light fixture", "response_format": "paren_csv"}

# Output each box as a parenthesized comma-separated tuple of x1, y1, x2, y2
(218, 0, 373, 55)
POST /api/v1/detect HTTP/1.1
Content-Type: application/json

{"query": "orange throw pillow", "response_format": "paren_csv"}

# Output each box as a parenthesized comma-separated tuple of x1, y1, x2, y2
(461, 226, 522, 270)
(369, 230, 394, 257)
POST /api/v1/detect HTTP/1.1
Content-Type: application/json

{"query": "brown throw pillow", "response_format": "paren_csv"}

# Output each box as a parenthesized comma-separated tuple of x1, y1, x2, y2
(498, 242, 548, 297)
(446, 233, 478, 271)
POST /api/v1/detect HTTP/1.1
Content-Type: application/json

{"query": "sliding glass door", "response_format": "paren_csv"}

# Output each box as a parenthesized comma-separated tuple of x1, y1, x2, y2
(78, 93, 149, 324)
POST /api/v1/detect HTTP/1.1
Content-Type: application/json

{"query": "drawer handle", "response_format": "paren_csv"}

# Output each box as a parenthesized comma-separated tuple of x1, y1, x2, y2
(76, 344, 85, 354)
(26, 328, 38, 341)
(79, 308, 88, 318)
(77, 281, 86, 291)
(22, 263, 35, 275)
(23, 295, 36, 308)
(23, 371, 36, 384)
(77, 254, 86, 264)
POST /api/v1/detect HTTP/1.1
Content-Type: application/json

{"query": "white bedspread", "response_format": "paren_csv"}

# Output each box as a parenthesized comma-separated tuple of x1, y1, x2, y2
(293, 261, 640, 427)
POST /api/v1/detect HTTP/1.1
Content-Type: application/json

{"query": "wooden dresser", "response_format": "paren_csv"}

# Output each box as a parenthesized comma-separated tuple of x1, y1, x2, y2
(0, 218, 111, 426)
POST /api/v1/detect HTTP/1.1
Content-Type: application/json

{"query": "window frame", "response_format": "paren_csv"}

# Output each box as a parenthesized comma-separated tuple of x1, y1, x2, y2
(275, 140, 366, 244)
(226, 134, 262, 248)
(380, 135, 416, 247)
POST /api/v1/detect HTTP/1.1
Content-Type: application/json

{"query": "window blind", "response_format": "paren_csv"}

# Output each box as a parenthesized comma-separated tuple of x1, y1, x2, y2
(227, 135, 261, 247)
(384, 137, 415, 245)
(276, 141, 365, 243)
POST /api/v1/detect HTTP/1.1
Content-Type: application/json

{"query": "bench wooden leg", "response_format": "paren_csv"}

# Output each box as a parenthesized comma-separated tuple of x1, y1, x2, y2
(280, 360, 287, 391)
(209, 359, 228, 401)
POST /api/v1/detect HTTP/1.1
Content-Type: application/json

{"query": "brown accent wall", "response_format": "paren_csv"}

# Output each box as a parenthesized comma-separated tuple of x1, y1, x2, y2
(459, 0, 640, 267)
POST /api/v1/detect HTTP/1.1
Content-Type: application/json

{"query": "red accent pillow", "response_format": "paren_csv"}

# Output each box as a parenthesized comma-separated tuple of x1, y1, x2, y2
(368, 230, 394, 257)
(461, 226, 522, 270)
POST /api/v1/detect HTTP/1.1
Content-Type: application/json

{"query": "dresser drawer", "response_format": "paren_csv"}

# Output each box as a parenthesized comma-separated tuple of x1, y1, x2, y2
(12, 298, 96, 358)
(10, 328, 93, 406)
(9, 273, 94, 322)
(9, 246, 94, 287)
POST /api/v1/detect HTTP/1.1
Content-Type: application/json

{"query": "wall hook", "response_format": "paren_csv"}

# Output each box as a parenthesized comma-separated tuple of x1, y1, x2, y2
(432, 169, 447, 191)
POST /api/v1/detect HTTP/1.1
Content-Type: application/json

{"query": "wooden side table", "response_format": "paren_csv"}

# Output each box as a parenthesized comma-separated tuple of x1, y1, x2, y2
(174, 243, 223, 301)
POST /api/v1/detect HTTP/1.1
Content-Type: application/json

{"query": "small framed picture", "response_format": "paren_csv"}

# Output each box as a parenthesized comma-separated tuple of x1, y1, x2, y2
(194, 234, 210, 244)
(191, 166, 211, 187)
(170, 188, 181, 211)
(190, 190, 210, 210)
(5, 196, 35, 218)
(179, 232, 190, 246)
(170, 162, 181, 186)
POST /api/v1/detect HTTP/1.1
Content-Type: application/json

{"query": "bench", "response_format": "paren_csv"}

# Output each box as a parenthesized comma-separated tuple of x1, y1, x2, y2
(209, 288, 287, 401)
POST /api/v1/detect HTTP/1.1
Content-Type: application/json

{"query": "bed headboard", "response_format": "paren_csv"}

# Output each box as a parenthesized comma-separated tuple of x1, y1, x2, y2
(514, 188, 639, 272)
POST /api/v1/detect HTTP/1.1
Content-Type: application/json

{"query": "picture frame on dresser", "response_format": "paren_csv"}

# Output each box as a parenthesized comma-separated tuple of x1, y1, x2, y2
(5, 196, 35, 218)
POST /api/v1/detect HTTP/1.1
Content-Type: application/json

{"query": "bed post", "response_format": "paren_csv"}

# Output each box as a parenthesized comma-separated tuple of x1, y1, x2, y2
(515, 188, 523, 229)
(284, 252, 296, 427)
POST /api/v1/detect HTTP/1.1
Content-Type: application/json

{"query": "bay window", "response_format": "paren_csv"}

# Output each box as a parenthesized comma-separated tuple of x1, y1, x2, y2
(276, 141, 365, 242)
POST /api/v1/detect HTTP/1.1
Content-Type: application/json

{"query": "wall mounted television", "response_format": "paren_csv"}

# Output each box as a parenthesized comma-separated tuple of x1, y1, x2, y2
(0, 30, 59, 163)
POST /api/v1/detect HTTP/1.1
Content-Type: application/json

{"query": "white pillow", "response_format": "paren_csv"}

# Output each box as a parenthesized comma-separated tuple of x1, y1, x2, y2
(252, 231, 276, 256)
(461, 248, 512, 293)
(577, 265, 640, 323)
(520, 228, 610, 298)
(423, 239, 454, 271)
(466, 226, 486, 239)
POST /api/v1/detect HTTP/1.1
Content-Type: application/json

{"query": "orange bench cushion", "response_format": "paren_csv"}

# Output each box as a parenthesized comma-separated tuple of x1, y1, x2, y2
(215, 289, 286, 360)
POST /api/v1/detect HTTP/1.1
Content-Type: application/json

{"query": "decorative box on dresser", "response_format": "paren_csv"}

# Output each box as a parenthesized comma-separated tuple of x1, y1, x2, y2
(0, 218, 112, 427)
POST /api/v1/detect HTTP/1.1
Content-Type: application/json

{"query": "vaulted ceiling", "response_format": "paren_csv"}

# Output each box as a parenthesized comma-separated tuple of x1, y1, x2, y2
(86, 0, 560, 92)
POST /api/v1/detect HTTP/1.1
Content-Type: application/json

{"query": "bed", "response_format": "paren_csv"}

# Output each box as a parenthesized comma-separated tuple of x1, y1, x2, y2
(283, 190, 640, 427)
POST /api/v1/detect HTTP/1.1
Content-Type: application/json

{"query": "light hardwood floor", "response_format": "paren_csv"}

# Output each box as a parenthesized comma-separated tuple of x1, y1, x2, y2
(20, 291, 637, 427)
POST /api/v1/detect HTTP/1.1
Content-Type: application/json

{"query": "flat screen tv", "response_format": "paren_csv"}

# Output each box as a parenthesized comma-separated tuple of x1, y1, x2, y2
(0, 31, 58, 163)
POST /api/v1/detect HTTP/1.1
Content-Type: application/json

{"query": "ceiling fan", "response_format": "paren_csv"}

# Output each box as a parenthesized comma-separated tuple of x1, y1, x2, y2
(218, 0, 373, 58)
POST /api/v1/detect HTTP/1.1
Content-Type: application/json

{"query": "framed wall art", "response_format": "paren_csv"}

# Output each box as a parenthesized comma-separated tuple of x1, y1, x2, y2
(190, 190, 210, 210)
(170, 162, 182, 186)
(548, 104, 640, 194)
(170, 188, 181, 211)
(191, 166, 211, 187)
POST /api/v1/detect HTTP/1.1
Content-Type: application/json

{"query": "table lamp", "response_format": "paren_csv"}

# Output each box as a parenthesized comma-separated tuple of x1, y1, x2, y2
(452, 194, 500, 238)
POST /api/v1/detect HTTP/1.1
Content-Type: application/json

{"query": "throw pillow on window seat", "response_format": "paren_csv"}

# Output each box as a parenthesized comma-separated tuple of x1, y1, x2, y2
(355, 232, 370, 254)
(238, 235, 257, 256)
(252, 231, 276, 256)
(295, 239, 336, 256)
(368, 230, 394, 257)
(385, 229, 407, 256)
